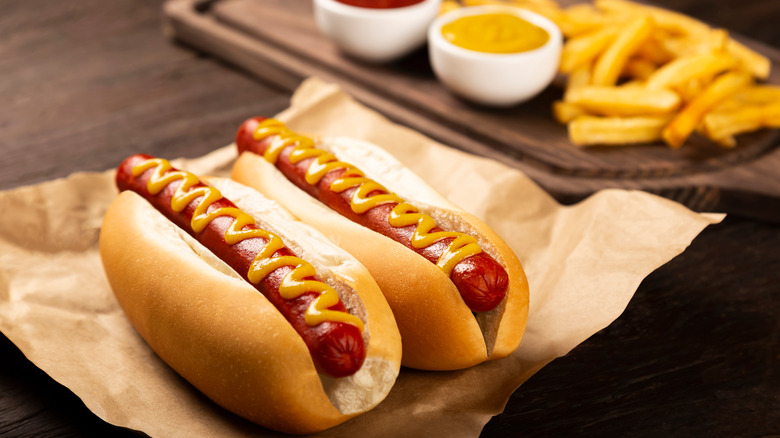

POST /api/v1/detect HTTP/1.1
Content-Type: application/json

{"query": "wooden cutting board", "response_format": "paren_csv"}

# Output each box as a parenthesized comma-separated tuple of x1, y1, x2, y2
(163, 0, 780, 222)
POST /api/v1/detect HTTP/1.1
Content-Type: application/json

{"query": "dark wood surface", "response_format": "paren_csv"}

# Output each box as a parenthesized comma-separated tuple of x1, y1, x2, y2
(0, 0, 777, 437)
(163, 0, 780, 223)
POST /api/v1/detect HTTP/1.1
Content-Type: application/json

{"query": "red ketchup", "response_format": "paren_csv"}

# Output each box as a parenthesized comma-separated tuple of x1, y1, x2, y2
(334, 0, 426, 8)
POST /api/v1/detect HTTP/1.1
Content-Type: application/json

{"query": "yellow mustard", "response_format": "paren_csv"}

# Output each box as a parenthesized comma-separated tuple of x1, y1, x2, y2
(132, 158, 364, 332)
(441, 13, 549, 54)
(253, 119, 483, 276)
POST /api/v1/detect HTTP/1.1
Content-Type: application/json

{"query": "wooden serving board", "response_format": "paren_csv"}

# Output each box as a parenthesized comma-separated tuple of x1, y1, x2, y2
(163, 0, 780, 222)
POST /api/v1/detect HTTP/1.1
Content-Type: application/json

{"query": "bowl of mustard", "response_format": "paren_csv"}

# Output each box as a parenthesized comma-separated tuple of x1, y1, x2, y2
(428, 5, 562, 106)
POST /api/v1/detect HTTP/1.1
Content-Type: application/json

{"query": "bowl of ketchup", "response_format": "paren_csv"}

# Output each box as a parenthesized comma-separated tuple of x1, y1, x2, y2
(313, 0, 442, 63)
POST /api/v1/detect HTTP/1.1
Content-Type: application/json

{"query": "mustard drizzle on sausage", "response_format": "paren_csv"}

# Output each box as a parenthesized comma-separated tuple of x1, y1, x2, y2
(252, 119, 483, 276)
(131, 158, 365, 332)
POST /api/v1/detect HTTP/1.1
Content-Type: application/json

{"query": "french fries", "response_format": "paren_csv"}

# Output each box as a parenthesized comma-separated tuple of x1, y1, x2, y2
(570, 115, 671, 145)
(560, 27, 616, 73)
(553, 0, 774, 148)
(553, 101, 586, 124)
(727, 38, 772, 79)
(590, 15, 653, 86)
(594, 0, 710, 37)
(441, 0, 776, 148)
(727, 85, 780, 104)
(702, 90, 780, 141)
(565, 85, 680, 117)
(644, 52, 735, 90)
(662, 72, 752, 147)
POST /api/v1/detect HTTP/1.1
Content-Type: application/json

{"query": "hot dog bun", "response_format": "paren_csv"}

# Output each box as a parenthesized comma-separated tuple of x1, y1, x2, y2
(99, 177, 402, 434)
(231, 135, 529, 370)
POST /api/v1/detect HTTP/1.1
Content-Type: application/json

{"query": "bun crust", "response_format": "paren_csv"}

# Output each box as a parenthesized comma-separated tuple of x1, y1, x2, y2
(231, 140, 529, 370)
(100, 181, 401, 434)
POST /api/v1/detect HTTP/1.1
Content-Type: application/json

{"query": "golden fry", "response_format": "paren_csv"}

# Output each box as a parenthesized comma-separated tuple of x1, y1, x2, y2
(565, 65, 593, 95)
(702, 105, 764, 140)
(673, 76, 715, 103)
(662, 72, 752, 148)
(595, 0, 710, 37)
(569, 115, 670, 146)
(553, 101, 587, 124)
(764, 102, 780, 127)
(663, 29, 730, 57)
(516, 2, 564, 22)
(565, 85, 680, 117)
(645, 52, 735, 90)
(698, 83, 780, 114)
(636, 34, 675, 64)
(728, 85, 780, 105)
(703, 101, 780, 140)
(559, 3, 609, 37)
(560, 27, 616, 73)
(654, 35, 701, 58)
(705, 28, 730, 52)
(710, 134, 738, 148)
(727, 38, 771, 79)
(591, 15, 653, 86)
(708, 98, 744, 114)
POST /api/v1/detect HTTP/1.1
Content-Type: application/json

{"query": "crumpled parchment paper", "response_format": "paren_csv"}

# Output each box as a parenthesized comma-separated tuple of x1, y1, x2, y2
(0, 77, 723, 437)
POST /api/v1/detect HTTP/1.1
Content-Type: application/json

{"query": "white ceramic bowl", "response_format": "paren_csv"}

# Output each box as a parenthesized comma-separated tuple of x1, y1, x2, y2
(313, 0, 442, 63)
(428, 5, 562, 106)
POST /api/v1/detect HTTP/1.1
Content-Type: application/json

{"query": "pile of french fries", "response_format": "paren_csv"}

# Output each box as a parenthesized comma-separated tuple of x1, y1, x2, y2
(440, 0, 780, 148)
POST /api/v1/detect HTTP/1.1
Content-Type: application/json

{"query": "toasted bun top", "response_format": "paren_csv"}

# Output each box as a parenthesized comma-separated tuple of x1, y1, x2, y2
(100, 178, 401, 434)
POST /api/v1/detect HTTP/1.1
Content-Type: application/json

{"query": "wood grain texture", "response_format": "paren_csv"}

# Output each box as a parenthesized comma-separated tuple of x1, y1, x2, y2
(0, 0, 778, 437)
(483, 215, 780, 436)
(0, 0, 290, 190)
(162, 0, 780, 222)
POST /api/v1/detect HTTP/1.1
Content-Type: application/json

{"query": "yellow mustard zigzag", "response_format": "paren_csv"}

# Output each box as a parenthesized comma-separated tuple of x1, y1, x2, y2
(131, 157, 364, 331)
(254, 119, 483, 275)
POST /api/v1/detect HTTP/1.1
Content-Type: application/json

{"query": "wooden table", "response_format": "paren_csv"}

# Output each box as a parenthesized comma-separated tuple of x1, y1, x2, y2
(1, 0, 777, 436)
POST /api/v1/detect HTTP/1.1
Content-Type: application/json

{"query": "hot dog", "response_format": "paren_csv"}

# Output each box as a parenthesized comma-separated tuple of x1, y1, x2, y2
(231, 118, 529, 370)
(100, 154, 401, 434)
